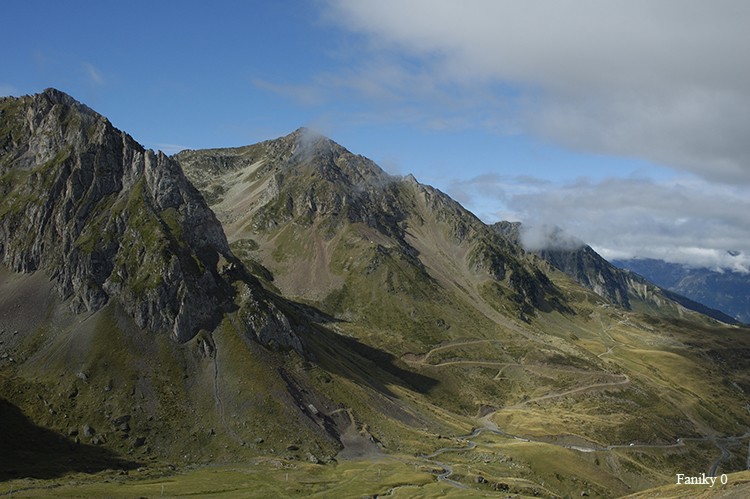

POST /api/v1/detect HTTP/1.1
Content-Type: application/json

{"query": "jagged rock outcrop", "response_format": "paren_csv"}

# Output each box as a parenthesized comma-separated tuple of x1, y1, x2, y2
(179, 128, 414, 241)
(0, 89, 301, 346)
(539, 247, 631, 309)
(492, 221, 737, 323)
(494, 221, 632, 308)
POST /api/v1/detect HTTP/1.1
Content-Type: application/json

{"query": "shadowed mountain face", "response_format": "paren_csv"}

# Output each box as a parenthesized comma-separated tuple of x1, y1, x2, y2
(3, 91, 750, 497)
(1, 89, 232, 342)
(0, 398, 140, 481)
(0, 91, 345, 466)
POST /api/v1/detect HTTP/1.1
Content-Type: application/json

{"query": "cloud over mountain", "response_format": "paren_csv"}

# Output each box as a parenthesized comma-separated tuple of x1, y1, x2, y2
(323, 0, 750, 184)
(320, 1, 750, 271)
(506, 176, 750, 272)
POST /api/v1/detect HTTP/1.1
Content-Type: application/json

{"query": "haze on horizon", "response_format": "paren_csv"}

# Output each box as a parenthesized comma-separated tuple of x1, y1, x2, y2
(2, 0, 748, 272)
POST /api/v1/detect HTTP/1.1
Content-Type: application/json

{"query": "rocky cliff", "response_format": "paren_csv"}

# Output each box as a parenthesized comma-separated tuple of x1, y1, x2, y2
(493, 222, 632, 308)
(0, 89, 298, 346)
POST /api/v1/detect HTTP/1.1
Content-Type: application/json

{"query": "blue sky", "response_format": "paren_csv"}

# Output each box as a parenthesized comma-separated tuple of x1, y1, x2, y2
(3, 1, 749, 271)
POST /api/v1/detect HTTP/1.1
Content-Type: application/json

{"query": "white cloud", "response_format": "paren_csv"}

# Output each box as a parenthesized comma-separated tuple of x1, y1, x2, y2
(314, 1, 750, 271)
(82, 62, 104, 86)
(502, 176, 750, 272)
(448, 173, 550, 220)
(322, 0, 750, 184)
(519, 224, 585, 252)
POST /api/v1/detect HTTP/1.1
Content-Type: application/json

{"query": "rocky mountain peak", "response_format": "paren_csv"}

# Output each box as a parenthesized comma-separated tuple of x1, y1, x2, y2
(40, 87, 84, 106)
(0, 89, 301, 347)
(179, 129, 569, 324)
(283, 128, 391, 188)
(177, 129, 403, 236)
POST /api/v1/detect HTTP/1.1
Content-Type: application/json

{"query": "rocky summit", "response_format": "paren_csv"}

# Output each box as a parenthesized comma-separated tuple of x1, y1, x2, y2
(176, 127, 563, 328)
(2, 90, 750, 498)
(0, 89, 296, 346)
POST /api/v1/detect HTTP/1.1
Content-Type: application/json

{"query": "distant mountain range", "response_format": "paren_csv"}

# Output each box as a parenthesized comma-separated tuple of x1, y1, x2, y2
(614, 258, 750, 324)
(493, 222, 739, 325)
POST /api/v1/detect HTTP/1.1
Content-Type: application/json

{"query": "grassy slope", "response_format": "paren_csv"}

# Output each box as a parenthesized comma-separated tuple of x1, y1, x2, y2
(0, 268, 341, 469)
(167, 142, 750, 496)
(0, 286, 744, 498)
(250, 229, 750, 496)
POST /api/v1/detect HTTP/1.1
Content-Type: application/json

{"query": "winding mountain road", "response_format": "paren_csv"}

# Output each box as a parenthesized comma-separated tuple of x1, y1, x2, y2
(503, 374, 630, 409)
(413, 336, 748, 489)
(423, 424, 750, 491)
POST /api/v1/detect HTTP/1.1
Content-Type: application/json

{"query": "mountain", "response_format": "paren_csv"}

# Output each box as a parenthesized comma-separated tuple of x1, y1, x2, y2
(0, 90, 338, 471)
(176, 128, 566, 334)
(0, 88, 297, 347)
(175, 127, 750, 493)
(2, 90, 750, 497)
(492, 222, 631, 308)
(615, 258, 750, 324)
(493, 221, 739, 325)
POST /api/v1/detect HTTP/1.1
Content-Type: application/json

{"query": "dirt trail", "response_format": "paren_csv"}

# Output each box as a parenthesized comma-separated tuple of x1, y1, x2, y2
(504, 374, 630, 409)
(419, 439, 476, 489)
(421, 339, 500, 362)
(597, 346, 614, 359)
(416, 306, 750, 489)
(422, 422, 750, 491)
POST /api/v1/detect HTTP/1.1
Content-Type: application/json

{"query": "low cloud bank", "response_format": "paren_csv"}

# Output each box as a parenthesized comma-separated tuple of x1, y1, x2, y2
(448, 173, 750, 273)
(519, 224, 585, 252)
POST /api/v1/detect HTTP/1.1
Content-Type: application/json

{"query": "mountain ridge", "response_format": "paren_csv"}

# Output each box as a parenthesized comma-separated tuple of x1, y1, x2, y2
(3, 89, 750, 497)
(615, 257, 750, 324)
(493, 221, 739, 325)
(0, 88, 299, 347)
(176, 128, 567, 330)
